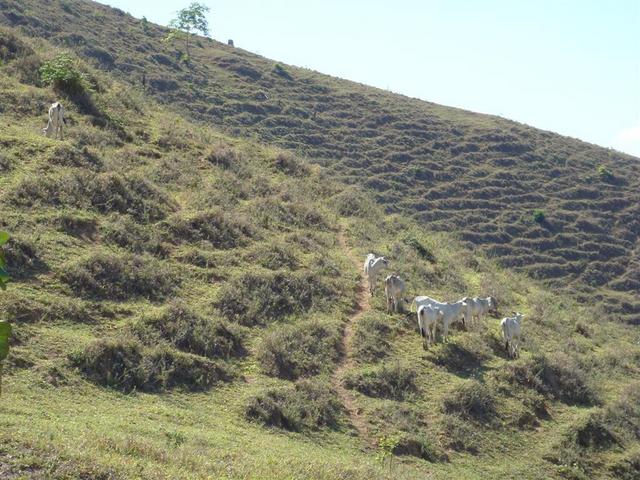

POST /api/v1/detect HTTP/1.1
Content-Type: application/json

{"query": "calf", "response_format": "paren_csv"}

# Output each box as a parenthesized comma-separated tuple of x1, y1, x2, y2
(384, 274, 405, 313)
(501, 312, 524, 358)
(43, 102, 66, 139)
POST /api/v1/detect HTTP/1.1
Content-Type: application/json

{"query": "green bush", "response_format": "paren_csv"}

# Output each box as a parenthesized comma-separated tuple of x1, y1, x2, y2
(72, 336, 232, 392)
(441, 380, 497, 421)
(564, 410, 619, 450)
(216, 270, 337, 325)
(245, 378, 342, 431)
(533, 209, 546, 223)
(133, 302, 245, 359)
(499, 353, 597, 405)
(166, 209, 254, 249)
(39, 52, 86, 94)
(344, 362, 417, 400)
(427, 333, 491, 372)
(248, 242, 299, 270)
(60, 251, 177, 301)
(257, 320, 341, 379)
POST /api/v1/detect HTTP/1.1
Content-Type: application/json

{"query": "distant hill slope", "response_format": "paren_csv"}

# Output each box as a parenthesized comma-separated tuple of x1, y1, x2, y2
(1, 0, 639, 324)
(1, 9, 640, 480)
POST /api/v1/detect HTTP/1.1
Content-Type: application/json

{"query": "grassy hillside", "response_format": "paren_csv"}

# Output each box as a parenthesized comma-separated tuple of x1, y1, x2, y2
(0, 8, 640, 480)
(1, 0, 638, 324)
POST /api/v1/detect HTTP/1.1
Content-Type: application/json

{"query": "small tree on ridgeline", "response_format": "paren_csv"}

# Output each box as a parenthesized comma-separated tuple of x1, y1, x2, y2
(164, 2, 211, 62)
(0, 231, 11, 397)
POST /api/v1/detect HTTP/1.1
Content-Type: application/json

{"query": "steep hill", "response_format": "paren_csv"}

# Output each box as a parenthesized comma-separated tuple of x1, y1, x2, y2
(0, 4, 640, 480)
(1, 0, 638, 323)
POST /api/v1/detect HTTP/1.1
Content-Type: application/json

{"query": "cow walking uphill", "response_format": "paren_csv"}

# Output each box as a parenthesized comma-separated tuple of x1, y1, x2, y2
(43, 102, 66, 139)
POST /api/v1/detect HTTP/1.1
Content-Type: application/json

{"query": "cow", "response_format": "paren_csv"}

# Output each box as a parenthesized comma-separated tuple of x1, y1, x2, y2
(43, 102, 66, 139)
(363, 253, 389, 295)
(501, 312, 524, 358)
(413, 296, 468, 342)
(417, 304, 443, 349)
(384, 274, 405, 313)
(461, 296, 498, 325)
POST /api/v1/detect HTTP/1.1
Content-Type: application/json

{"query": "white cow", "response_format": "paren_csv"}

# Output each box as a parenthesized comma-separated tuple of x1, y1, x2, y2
(43, 102, 66, 139)
(501, 312, 524, 358)
(384, 274, 405, 313)
(363, 253, 389, 295)
(413, 296, 468, 342)
(417, 304, 443, 349)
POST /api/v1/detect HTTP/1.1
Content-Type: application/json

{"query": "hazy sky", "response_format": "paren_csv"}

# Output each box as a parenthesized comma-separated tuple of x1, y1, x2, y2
(100, 0, 640, 157)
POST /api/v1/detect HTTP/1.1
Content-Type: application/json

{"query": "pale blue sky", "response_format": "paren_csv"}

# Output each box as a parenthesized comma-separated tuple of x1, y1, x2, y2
(100, 0, 640, 157)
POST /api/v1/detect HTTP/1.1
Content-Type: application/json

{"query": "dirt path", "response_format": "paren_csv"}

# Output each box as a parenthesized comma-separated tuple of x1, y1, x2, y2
(332, 227, 374, 447)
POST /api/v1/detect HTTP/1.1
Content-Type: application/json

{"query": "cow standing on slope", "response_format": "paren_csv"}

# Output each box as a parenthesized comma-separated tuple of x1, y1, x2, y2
(363, 253, 389, 295)
(43, 102, 66, 139)
(384, 274, 405, 313)
(501, 312, 524, 358)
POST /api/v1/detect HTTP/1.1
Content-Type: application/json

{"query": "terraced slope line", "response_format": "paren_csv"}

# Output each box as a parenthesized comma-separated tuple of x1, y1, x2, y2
(333, 227, 373, 447)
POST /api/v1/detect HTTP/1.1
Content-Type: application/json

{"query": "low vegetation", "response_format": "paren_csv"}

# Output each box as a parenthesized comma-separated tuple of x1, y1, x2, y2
(344, 362, 417, 400)
(245, 378, 342, 431)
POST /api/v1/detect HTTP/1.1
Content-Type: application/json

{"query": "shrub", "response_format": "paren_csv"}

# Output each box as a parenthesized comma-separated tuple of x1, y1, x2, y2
(499, 353, 597, 405)
(439, 415, 481, 453)
(402, 235, 437, 263)
(133, 302, 244, 359)
(273, 63, 293, 80)
(564, 410, 620, 450)
(248, 242, 299, 270)
(0, 27, 34, 62)
(100, 215, 168, 257)
(392, 433, 448, 463)
(1, 293, 91, 324)
(330, 188, 378, 218)
(597, 164, 614, 181)
(60, 251, 177, 301)
(427, 333, 491, 372)
(39, 52, 86, 94)
(273, 152, 309, 176)
(3, 234, 47, 278)
(257, 320, 341, 379)
(352, 315, 392, 363)
(441, 380, 497, 421)
(605, 383, 640, 441)
(533, 209, 546, 223)
(166, 209, 253, 249)
(73, 337, 231, 393)
(344, 362, 417, 400)
(85, 173, 173, 222)
(609, 449, 640, 480)
(245, 378, 342, 431)
(216, 270, 336, 325)
(256, 197, 328, 229)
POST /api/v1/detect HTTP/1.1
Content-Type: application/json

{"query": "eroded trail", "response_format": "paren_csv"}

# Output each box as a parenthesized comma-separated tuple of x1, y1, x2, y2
(332, 227, 374, 447)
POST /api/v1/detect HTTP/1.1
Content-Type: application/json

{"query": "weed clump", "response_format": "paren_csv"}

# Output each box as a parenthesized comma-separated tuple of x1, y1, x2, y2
(72, 336, 232, 392)
(441, 380, 497, 421)
(61, 251, 177, 301)
(166, 209, 253, 249)
(216, 270, 336, 325)
(248, 242, 299, 270)
(393, 433, 448, 463)
(100, 215, 168, 256)
(245, 378, 342, 431)
(257, 320, 341, 379)
(344, 362, 417, 400)
(3, 234, 46, 278)
(499, 353, 597, 405)
(440, 415, 481, 453)
(272, 151, 309, 176)
(133, 302, 244, 359)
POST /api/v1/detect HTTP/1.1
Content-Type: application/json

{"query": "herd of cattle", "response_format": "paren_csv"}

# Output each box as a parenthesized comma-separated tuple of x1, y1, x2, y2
(42, 102, 524, 357)
(364, 253, 524, 358)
